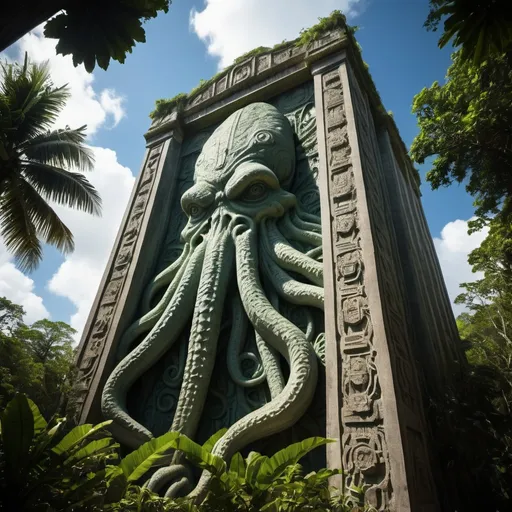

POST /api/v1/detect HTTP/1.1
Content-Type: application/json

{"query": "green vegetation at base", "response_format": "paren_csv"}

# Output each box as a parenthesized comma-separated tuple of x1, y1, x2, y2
(0, 394, 368, 511)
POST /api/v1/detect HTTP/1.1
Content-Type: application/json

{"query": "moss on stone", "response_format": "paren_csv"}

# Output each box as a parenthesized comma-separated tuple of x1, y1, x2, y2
(149, 93, 188, 120)
(296, 10, 348, 46)
(233, 46, 272, 65)
(150, 11, 354, 120)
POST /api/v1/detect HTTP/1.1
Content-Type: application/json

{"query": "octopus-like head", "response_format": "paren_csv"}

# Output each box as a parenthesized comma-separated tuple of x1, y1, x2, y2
(180, 103, 297, 241)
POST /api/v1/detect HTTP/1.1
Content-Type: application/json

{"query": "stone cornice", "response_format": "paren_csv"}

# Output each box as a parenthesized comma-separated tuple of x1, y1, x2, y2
(145, 26, 420, 194)
(145, 28, 348, 140)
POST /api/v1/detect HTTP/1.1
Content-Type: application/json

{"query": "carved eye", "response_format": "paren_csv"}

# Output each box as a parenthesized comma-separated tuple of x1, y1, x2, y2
(189, 204, 203, 217)
(243, 182, 267, 202)
(253, 131, 273, 145)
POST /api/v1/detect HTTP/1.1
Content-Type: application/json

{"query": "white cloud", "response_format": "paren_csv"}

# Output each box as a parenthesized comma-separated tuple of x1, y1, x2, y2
(0, 27, 134, 339)
(2, 25, 126, 135)
(190, 0, 364, 69)
(434, 218, 489, 316)
(48, 147, 135, 337)
(0, 243, 49, 324)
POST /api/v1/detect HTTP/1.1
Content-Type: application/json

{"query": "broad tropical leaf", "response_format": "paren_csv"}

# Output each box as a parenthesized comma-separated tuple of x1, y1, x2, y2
(27, 397, 47, 435)
(119, 431, 180, 482)
(202, 427, 227, 453)
(0, 394, 34, 483)
(52, 420, 112, 455)
(257, 437, 335, 488)
(245, 452, 268, 488)
(173, 434, 226, 475)
(228, 452, 246, 480)
(104, 467, 128, 505)
(63, 437, 119, 466)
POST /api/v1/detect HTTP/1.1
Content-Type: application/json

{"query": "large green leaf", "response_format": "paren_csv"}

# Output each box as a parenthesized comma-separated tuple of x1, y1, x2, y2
(245, 452, 268, 489)
(173, 434, 226, 475)
(64, 437, 119, 466)
(257, 437, 335, 488)
(120, 431, 180, 482)
(202, 427, 227, 453)
(0, 394, 34, 483)
(229, 452, 246, 480)
(52, 420, 112, 455)
(27, 397, 47, 435)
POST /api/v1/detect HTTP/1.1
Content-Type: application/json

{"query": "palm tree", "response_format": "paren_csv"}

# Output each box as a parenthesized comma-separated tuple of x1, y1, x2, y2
(0, 53, 101, 272)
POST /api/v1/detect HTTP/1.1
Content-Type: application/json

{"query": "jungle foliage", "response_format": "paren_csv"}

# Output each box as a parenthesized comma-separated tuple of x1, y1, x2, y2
(413, 6, 512, 508)
(0, 394, 366, 511)
(0, 297, 76, 418)
(411, 50, 512, 229)
(0, 0, 171, 73)
(425, 0, 512, 65)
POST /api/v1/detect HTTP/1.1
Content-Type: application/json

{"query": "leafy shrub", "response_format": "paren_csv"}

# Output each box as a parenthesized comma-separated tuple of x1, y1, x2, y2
(0, 394, 365, 511)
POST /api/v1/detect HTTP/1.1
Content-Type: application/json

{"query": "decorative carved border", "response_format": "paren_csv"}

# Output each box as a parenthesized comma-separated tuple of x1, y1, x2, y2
(147, 30, 347, 137)
(72, 139, 170, 424)
(314, 61, 394, 511)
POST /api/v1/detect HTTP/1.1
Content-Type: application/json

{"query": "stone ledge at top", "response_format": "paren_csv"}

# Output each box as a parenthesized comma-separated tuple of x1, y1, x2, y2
(145, 27, 347, 139)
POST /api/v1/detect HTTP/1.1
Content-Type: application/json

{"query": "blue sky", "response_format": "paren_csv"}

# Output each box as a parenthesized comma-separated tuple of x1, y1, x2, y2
(0, 0, 487, 336)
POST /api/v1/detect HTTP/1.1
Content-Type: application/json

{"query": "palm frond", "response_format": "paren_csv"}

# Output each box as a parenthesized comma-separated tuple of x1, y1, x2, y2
(21, 161, 102, 215)
(0, 175, 75, 272)
(0, 176, 42, 272)
(1, 55, 70, 142)
(22, 126, 95, 171)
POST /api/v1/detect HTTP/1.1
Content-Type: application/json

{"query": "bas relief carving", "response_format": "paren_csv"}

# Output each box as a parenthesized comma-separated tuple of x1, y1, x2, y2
(320, 67, 392, 509)
(102, 87, 325, 499)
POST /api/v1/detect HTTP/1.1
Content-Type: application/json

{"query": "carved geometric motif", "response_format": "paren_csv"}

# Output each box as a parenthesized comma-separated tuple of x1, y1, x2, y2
(72, 142, 166, 421)
(321, 65, 392, 508)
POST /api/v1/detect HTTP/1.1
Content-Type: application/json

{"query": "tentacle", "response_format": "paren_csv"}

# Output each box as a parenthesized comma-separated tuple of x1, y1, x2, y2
(227, 293, 266, 387)
(255, 330, 284, 400)
(294, 205, 322, 225)
(260, 250, 324, 310)
(142, 244, 190, 313)
(306, 246, 323, 261)
(290, 209, 322, 233)
(304, 308, 315, 343)
(170, 213, 234, 438)
(278, 214, 322, 248)
(101, 242, 206, 448)
(116, 251, 192, 361)
(190, 224, 318, 501)
(145, 463, 193, 497)
(265, 219, 323, 287)
(252, 286, 284, 400)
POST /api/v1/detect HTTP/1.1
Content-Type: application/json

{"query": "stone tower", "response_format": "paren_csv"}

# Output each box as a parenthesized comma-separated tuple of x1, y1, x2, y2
(71, 14, 462, 511)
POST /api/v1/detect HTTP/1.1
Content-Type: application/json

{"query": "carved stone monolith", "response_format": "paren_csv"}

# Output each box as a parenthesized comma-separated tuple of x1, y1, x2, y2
(71, 15, 463, 511)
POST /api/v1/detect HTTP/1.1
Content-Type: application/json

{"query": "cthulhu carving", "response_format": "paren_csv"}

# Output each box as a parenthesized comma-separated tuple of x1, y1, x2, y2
(101, 102, 324, 499)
